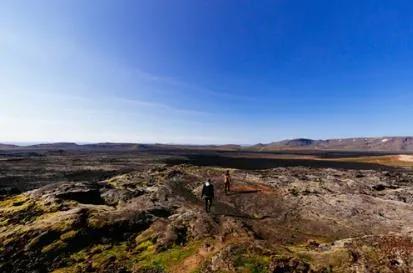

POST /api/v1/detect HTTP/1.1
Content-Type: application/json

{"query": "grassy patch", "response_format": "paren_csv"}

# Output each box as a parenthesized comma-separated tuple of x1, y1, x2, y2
(234, 254, 270, 273)
(0, 194, 29, 207)
(91, 243, 129, 268)
(0, 194, 31, 215)
(0, 193, 62, 228)
(54, 239, 201, 273)
(42, 240, 68, 253)
(60, 230, 79, 241)
(133, 239, 201, 272)
(233, 247, 271, 273)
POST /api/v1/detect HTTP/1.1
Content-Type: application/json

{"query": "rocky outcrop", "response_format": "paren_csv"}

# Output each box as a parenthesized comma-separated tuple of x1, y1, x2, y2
(0, 165, 412, 272)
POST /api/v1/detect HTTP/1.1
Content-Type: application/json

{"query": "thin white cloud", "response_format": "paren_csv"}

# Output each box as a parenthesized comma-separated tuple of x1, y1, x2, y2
(133, 68, 256, 102)
(114, 97, 212, 116)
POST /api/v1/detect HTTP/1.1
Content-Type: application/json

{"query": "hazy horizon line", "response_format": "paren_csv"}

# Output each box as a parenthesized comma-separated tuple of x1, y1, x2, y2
(2, 135, 412, 147)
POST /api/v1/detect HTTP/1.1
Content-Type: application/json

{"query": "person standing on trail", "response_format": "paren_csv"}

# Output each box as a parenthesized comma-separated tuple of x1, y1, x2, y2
(201, 179, 214, 213)
(224, 170, 231, 194)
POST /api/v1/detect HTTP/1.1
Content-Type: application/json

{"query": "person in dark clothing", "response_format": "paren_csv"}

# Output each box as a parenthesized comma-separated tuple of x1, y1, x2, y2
(201, 179, 214, 212)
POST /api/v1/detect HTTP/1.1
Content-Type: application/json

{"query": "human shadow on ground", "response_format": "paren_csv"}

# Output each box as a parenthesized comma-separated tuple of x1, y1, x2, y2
(225, 190, 260, 196)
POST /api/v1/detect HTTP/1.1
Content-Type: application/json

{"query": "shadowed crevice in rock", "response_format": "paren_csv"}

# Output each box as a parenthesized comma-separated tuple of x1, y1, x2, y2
(225, 190, 260, 195)
(56, 189, 106, 205)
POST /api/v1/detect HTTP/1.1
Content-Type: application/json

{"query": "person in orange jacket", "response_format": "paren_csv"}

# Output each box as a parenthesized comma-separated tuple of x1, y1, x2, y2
(224, 170, 231, 194)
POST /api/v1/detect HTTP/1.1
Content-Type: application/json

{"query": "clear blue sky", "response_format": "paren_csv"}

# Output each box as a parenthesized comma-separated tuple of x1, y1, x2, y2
(1, 1, 413, 144)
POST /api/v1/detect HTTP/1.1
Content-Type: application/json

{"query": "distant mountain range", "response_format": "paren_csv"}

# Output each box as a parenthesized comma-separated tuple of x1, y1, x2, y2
(1, 137, 413, 152)
(0, 142, 154, 152)
(249, 137, 413, 152)
(0, 142, 242, 152)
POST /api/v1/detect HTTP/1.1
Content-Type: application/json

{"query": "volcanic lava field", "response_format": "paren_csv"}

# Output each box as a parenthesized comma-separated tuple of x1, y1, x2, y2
(0, 149, 412, 273)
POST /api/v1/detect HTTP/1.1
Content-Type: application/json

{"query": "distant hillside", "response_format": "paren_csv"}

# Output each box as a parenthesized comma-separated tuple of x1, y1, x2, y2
(152, 143, 241, 151)
(249, 137, 413, 152)
(2, 142, 148, 151)
(0, 142, 241, 152)
(2, 137, 413, 152)
(28, 142, 81, 150)
(0, 144, 19, 150)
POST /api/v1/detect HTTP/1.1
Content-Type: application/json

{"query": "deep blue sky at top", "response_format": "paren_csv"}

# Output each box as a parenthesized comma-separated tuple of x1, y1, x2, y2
(1, 0, 413, 144)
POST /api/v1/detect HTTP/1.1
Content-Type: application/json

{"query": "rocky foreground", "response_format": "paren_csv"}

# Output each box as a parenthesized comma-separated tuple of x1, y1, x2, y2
(0, 165, 412, 273)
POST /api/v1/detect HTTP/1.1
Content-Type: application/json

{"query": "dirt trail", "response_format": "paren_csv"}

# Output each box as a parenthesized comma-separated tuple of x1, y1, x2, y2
(170, 241, 224, 273)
